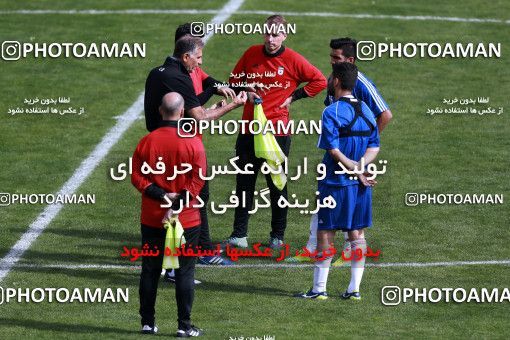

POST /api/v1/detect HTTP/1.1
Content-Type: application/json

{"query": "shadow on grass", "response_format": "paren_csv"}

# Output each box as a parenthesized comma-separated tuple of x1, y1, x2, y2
(0, 317, 135, 335)
(196, 280, 291, 297)
(8, 226, 140, 244)
(7, 266, 140, 285)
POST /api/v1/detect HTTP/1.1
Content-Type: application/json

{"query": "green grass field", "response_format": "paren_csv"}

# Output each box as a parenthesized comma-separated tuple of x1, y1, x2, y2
(0, 0, 509, 338)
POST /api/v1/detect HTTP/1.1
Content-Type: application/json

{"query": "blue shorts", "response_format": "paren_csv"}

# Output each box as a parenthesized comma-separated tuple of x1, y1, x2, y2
(353, 185, 372, 229)
(317, 183, 372, 231)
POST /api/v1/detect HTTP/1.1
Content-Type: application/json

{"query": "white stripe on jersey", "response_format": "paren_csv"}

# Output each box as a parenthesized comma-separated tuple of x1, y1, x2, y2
(358, 72, 388, 112)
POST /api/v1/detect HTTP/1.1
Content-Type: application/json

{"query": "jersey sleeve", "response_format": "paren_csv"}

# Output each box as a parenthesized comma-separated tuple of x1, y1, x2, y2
(292, 52, 327, 97)
(361, 102, 380, 148)
(162, 74, 201, 111)
(356, 73, 389, 118)
(131, 137, 153, 193)
(367, 124, 380, 148)
(317, 105, 340, 150)
(183, 139, 206, 198)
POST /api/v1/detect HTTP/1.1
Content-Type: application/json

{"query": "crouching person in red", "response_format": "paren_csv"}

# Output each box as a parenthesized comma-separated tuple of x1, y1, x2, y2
(131, 92, 206, 337)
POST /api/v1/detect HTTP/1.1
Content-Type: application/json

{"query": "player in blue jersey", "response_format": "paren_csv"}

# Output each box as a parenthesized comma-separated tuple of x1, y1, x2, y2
(295, 62, 380, 300)
(288, 37, 391, 265)
(326, 37, 392, 131)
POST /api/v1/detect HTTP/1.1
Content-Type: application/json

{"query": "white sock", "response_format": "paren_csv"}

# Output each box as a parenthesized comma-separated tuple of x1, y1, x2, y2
(313, 255, 332, 293)
(347, 238, 366, 293)
(343, 232, 349, 241)
(305, 213, 318, 253)
(342, 233, 351, 260)
(342, 232, 351, 258)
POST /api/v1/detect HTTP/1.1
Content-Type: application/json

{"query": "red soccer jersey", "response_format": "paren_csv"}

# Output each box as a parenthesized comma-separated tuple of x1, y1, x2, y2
(189, 66, 209, 96)
(131, 123, 206, 229)
(229, 45, 326, 135)
(188, 66, 210, 141)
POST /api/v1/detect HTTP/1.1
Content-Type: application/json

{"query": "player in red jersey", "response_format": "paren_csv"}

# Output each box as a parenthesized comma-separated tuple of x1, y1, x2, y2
(225, 15, 327, 249)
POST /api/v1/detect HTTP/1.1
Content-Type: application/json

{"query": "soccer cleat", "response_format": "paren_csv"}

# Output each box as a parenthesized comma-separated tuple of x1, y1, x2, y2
(269, 237, 284, 250)
(331, 256, 351, 267)
(294, 289, 328, 300)
(285, 254, 314, 263)
(141, 325, 158, 334)
(177, 325, 203, 337)
(332, 243, 352, 267)
(164, 270, 202, 285)
(341, 291, 361, 300)
(223, 236, 248, 248)
(198, 255, 234, 266)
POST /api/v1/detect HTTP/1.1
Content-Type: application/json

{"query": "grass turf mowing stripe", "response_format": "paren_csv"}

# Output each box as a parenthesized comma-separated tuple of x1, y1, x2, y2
(0, 9, 508, 25)
(0, 0, 245, 284)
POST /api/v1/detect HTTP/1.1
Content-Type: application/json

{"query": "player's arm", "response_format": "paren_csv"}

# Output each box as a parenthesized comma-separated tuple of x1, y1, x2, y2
(328, 148, 359, 171)
(203, 76, 236, 100)
(362, 147, 380, 165)
(167, 74, 246, 121)
(358, 76, 392, 132)
(280, 53, 327, 108)
(358, 119, 381, 186)
(357, 146, 380, 187)
(131, 140, 168, 202)
(229, 48, 259, 103)
(377, 109, 392, 133)
(198, 66, 235, 104)
(170, 141, 207, 212)
(185, 142, 207, 198)
(187, 91, 247, 121)
(197, 77, 217, 106)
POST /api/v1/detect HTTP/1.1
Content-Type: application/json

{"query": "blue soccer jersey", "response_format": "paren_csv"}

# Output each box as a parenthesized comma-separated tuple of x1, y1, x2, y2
(324, 71, 389, 117)
(317, 96, 380, 187)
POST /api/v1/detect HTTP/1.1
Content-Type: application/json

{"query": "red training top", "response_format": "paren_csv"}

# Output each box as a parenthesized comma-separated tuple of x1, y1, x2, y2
(189, 66, 209, 97)
(229, 45, 327, 135)
(131, 122, 206, 229)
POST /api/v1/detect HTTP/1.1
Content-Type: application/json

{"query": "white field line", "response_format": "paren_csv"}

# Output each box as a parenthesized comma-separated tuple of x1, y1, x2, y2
(0, 0, 245, 283)
(0, 9, 508, 25)
(10, 259, 510, 271)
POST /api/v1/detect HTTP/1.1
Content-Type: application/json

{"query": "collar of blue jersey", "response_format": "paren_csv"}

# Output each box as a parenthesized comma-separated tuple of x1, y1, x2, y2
(331, 94, 355, 103)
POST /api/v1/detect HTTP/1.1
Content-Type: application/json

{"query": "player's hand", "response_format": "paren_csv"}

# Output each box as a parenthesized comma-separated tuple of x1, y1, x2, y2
(279, 96, 293, 109)
(162, 208, 175, 223)
(247, 92, 261, 103)
(164, 192, 179, 203)
(208, 99, 226, 110)
(233, 91, 248, 106)
(358, 173, 377, 187)
(217, 86, 236, 100)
